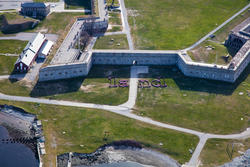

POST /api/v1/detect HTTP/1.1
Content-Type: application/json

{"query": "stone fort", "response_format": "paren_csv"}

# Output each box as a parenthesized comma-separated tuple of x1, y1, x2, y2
(39, 17, 250, 83)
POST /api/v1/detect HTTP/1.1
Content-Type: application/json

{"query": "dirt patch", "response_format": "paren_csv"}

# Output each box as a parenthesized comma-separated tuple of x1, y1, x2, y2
(80, 85, 96, 92)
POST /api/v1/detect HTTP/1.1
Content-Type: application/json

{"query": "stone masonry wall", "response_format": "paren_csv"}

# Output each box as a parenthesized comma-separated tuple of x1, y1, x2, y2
(39, 56, 92, 82)
(92, 52, 178, 65)
(38, 51, 249, 83)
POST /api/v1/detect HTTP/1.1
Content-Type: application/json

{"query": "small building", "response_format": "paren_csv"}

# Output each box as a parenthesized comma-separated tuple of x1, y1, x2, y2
(15, 32, 53, 72)
(21, 2, 50, 19)
(38, 40, 54, 58)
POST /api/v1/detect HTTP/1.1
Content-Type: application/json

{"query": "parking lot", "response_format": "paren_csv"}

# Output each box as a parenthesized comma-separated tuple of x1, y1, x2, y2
(0, 0, 33, 10)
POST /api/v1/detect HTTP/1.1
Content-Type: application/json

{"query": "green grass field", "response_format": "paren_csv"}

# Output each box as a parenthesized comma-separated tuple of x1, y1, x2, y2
(33, 13, 83, 34)
(134, 66, 250, 134)
(0, 65, 130, 105)
(94, 35, 129, 49)
(125, 0, 249, 50)
(0, 40, 26, 54)
(188, 40, 231, 65)
(0, 100, 199, 167)
(0, 55, 17, 75)
(189, 9, 250, 64)
(200, 138, 250, 166)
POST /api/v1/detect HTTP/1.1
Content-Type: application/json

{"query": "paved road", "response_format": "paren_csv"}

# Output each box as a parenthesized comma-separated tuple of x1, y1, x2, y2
(119, 0, 134, 50)
(0, 74, 25, 80)
(0, 0, 32, 10)
(0, 32, 58, 42)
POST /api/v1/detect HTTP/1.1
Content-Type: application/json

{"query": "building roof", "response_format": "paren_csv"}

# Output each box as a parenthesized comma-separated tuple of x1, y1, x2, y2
(16, 32, 46, 67)
(39, 40, 53, 56)
(21, 2, 49, 8)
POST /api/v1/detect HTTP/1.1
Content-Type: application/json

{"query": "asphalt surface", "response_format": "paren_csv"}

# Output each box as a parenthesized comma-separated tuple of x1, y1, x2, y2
(0, 0, 32, 10)
(0, 32, 58, 42)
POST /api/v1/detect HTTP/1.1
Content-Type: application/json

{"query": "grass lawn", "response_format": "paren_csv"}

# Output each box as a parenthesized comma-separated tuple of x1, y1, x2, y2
(188, 40, 231, 65)
(124, 0, 249, 50)
(0, 65, 130, 105)
(134, 65, 250, 134)
(0, 40, 26, 54)
(94, 35, 129, 49)
(0, 12, 35, 24)
(0, 100, 199, 167)
(107, 25, 122, 32)
(0, 55, 17, 75)
(32, 13, 84, 34)
(0, 13, 36, 36)
(189, 9, 250, 64)
(65, 0, 91, 10)
(200, 138, 250, 166)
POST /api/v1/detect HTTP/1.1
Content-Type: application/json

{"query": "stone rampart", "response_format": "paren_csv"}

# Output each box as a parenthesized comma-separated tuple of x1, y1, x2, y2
(92, 51, 178, 65)
(38, 50, 249, 82)
(39, 53, 92, 82)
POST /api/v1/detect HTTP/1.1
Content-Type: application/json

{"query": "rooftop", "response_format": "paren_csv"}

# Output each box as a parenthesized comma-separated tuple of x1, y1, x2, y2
(16, 32, 46, 66)
(21, 2, 49, 8)
(50, 20, 89, 65)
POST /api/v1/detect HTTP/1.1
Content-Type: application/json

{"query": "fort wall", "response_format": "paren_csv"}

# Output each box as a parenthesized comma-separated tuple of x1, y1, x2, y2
(38, 50, 249, 83)
(39, 53, 92, 82)
(92, 51, 178, 65)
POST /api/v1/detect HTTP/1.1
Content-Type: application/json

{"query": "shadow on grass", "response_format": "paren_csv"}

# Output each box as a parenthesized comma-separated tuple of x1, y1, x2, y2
(30, 65, 130, 97)
(29, 63, 249, 98)
(65, 0, 92, 10)
(139, 64, 249, 95)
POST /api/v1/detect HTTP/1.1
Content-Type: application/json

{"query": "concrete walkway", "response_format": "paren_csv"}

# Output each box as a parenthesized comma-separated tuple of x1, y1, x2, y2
(119, 0, 134, 50)
(119, 66, 148, 109)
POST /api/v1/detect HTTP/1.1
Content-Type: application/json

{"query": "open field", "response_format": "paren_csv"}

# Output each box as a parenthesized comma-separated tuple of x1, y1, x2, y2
(0, 55, 16, 75)
(189, 9, 250, 64)
(94, 35, 129, 49)
(200, 138, 250, 166)
(0, 40, 26, 54)
(0, 99, 199, 166)
(134, 65, 250, 134)
(65, 0, 91, 10)
(124, 0, 249, 50)
(0, 65, 130, 105)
